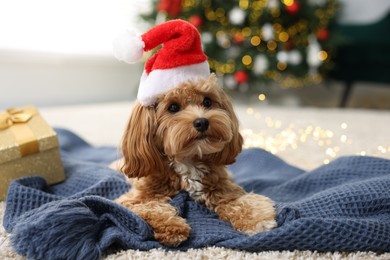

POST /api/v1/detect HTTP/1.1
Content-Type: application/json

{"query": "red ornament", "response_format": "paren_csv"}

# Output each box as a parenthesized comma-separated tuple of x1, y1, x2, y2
(234, 71, 249, 85)
(316, 28, 329, 41)
(285, 1, 300, 15)
(233, 32, 245, 45)
(283, 39, 295, 51)
(189, 15, 203, 28)
(158, 0, 183, 17)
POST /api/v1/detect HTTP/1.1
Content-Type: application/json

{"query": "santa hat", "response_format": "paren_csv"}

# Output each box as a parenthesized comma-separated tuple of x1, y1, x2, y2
(113, 19, 210, 106)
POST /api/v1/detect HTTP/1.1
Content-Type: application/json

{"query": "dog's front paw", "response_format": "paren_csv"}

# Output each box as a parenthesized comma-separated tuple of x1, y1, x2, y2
(153, 216, 191, 247)
(217, 193, 277, 235)
(115, 195, 191, 247)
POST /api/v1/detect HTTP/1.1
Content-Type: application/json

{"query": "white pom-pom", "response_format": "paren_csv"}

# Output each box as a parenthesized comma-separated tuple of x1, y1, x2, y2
(112, 29, 144, 64)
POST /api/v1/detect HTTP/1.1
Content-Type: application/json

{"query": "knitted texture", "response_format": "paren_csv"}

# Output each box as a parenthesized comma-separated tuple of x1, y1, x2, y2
(3, 128, 390, 260)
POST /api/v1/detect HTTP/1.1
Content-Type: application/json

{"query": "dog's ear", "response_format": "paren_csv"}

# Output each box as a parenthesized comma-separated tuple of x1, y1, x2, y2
(121, 102, 165, 178)
(212, 90, 243, 165)
(202, 73, 219, 92)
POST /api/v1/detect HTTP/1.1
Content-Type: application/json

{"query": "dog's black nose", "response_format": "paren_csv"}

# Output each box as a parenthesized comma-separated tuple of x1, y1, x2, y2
(193, 118, 209, 132)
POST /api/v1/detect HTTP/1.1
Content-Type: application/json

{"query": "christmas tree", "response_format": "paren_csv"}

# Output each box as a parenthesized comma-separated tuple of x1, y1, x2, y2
(143, 0, 340, 91)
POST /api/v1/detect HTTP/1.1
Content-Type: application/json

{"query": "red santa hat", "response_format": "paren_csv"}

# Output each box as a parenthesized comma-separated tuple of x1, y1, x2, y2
(113, 19, 210, 106)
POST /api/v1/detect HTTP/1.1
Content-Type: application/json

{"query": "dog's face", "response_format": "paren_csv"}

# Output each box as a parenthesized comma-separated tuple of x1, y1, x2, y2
(121, 74, 243, 178)
(154, 74, 237, 161)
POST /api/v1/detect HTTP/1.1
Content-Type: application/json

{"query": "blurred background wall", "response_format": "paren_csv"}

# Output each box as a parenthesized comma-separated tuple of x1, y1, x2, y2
(0, 51, 142, 108)
(0, 0, 149, 109)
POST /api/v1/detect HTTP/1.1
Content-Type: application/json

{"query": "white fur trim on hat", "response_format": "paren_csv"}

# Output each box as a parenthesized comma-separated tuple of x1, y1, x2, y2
(137, 61, 210, 106)
(112, 29, 144, 64)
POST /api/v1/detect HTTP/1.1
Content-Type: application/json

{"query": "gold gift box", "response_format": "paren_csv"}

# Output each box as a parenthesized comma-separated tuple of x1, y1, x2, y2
(0, 105, 65, 200)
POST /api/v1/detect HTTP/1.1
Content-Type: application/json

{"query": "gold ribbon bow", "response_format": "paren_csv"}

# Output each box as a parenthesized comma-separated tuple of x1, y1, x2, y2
(0, 107, 39, 157)
(0, 108, 34, 130)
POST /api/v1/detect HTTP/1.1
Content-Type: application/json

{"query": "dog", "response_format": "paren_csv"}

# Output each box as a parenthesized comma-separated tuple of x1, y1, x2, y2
(115, 74, 277, 246)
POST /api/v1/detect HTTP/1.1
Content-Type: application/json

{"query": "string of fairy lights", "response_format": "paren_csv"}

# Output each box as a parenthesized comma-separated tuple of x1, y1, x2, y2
(240, 108, 390, 167)
(146, 0, 341, 92)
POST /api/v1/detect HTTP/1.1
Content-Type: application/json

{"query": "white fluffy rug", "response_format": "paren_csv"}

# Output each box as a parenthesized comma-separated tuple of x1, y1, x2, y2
(1, 102, 390, 259)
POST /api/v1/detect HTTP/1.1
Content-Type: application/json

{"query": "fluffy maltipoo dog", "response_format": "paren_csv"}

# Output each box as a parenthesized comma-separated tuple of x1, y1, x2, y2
(113, 19, 276, 247)
(116, 75, 276, 246)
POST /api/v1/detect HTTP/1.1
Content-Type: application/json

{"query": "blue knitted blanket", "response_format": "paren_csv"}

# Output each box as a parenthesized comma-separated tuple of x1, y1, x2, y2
(3, 128, 390, 259)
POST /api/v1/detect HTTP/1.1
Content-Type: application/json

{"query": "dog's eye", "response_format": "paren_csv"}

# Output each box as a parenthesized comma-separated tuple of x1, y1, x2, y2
(203, 97, 212, 108)
(168, 103, 180, 113)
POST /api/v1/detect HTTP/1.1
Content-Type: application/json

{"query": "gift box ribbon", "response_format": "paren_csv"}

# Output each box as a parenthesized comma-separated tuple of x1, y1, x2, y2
(0, 107, 39, 157)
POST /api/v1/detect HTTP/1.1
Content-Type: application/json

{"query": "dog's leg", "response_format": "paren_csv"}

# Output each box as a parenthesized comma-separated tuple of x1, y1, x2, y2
(215, 192, 277, 234)
(116, 193, 191, 246)
(205, 179, 277, 235)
